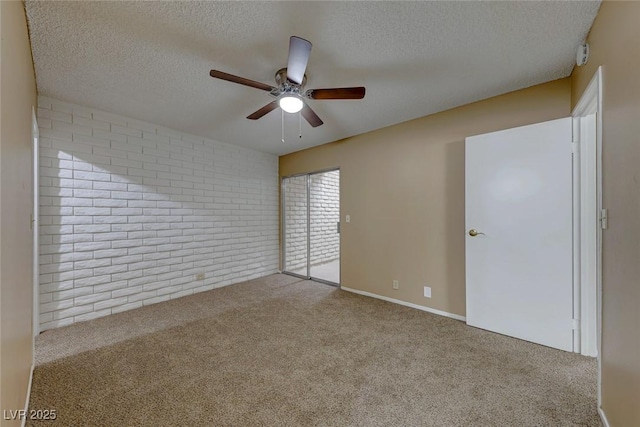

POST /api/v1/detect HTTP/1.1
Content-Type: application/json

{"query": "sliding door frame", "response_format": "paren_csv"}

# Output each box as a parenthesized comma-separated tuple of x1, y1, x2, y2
(281, 167, 341, 286)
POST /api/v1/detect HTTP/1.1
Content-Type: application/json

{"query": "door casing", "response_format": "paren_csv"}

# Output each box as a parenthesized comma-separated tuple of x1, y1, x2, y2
(32, 107, 39, 341)
(572, 66, 603, 412)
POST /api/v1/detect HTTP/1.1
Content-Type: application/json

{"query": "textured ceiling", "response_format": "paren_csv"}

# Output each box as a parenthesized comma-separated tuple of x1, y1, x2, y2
(25, 1, 600, 156)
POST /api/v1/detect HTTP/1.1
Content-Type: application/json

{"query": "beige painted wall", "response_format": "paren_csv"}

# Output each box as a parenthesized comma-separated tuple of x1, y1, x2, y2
(281, 78, 571, 317)
(0, 1, 37, 424)
(571, 2, 640, 426)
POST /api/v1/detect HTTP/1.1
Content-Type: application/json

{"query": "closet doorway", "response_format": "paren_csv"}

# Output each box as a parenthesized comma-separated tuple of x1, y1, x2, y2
(282, 169, 340, 285)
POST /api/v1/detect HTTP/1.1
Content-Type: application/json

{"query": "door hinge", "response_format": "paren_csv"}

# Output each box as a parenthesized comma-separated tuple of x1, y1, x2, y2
(572, 319, 580, 330)
(600, 208, 608, 229)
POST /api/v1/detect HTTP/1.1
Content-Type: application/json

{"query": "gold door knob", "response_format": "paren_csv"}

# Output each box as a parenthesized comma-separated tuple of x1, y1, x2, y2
(468, 229, 485, 237)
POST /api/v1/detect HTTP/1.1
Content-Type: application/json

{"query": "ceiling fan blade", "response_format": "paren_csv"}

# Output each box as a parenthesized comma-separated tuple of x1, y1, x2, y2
(210, 69, 275, 92)
(247, 101, 279, 120)
(305, 87, 366, 100)
(301, 103, 323, 127)
(287, 36, 312, 85)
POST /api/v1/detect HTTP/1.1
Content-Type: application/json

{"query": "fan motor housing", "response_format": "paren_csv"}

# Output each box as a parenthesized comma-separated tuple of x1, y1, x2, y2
(274, 68, 306, 95)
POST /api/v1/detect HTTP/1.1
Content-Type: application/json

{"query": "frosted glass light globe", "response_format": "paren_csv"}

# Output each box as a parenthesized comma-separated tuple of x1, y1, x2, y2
(279, 96, 304, 113)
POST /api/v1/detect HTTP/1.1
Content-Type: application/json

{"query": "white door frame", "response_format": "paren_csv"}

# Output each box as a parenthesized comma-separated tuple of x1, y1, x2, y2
(571, 67, 603, 403)
(32, 107, 39, 339)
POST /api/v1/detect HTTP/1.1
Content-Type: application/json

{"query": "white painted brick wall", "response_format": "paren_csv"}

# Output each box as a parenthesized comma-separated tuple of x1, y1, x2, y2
(284, 171, 340, 271)
(37, 96, 279, 331)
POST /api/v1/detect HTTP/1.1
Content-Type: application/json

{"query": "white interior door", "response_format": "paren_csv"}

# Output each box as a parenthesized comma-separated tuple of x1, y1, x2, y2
(465, 118, 573, 351)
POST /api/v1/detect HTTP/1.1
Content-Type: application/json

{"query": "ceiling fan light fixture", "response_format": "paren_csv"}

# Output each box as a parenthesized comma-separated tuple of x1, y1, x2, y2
(209, 36, 363, 127)
(279, 96, 303, 113)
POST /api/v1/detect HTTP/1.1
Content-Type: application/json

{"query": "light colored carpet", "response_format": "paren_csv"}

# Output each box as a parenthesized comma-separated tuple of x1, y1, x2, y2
(29, 274, 600, 426)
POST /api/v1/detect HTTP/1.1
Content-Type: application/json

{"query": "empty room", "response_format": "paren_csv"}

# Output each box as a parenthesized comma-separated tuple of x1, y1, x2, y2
(1, 1, 638, 426)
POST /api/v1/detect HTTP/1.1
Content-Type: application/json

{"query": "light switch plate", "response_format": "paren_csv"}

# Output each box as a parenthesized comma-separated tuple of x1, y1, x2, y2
(424, 286, 432, 298)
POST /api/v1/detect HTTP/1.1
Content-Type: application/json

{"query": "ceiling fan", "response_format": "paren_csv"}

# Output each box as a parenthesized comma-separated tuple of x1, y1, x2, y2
(209, 36, 365, 128)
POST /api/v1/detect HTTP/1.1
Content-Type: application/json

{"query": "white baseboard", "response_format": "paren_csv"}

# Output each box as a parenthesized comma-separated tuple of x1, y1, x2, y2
(340, 286, 466, 322)
(21, 364, 34, 427)
(598, 407, 611, 427)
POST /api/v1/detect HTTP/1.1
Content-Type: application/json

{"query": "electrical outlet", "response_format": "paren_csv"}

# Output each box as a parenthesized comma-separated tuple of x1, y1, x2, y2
(392, 280, 399, 290)
(424, 286, 432, 298)
(196, 273, 205, 281)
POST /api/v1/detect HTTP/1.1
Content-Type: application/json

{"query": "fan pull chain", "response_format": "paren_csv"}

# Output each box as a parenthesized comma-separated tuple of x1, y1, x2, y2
(281, 109, 285, 143)
(299, 110, 302, 139)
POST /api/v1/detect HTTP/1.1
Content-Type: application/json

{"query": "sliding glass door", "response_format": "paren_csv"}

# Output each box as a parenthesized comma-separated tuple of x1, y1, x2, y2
(283, 175, 308, 277)
(282, 170, 340, 285)
(309, 170, 340, 283)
